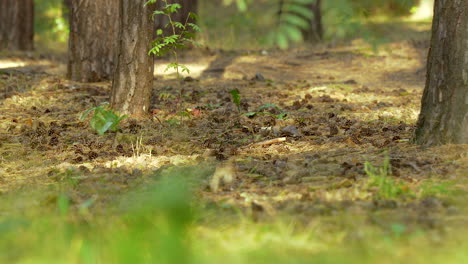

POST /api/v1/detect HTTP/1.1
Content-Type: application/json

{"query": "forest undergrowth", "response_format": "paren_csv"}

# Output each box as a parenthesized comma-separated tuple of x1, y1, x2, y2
(0, 20, 467, 263)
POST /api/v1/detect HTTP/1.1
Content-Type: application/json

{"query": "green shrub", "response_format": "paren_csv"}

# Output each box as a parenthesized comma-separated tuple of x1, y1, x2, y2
(80, 102, 127, 136)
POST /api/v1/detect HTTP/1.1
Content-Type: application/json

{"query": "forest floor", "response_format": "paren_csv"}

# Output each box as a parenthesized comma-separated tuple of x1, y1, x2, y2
(0, 22, 467, 263)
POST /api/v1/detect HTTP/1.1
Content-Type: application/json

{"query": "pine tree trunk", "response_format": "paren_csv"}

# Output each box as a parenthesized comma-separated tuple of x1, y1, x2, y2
(303, 0, 323, 42)
(63, 0, 72, 22)
(110, 0, 156, 117)
(154, 0, 198, 36)
(0, 0, 34, 51)
(67, 0, 119, 82)
(414, 0, 468, 145)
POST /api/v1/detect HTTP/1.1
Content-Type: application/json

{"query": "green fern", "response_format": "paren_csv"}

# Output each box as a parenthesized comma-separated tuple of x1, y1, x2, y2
(267, 0, 316, 49)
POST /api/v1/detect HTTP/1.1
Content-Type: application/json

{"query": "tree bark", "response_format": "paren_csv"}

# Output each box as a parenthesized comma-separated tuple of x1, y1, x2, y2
(414, 0, 468, 145)
(67, 0, 119, 82)
(154, 0, 198, 36)
(303, 0, 323, 42)
(0, 0, 34, 51)
(63, 0, 72, 22)
(111, 0, 156, 117)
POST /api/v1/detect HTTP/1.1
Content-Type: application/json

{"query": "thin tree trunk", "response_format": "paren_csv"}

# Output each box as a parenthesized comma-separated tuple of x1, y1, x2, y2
(0, 0, 34, 51)
(67, 0, 119, 82)
(111, 0, 156, 117)
(414, 0, 468, 145)
(304, 0, 323, 41)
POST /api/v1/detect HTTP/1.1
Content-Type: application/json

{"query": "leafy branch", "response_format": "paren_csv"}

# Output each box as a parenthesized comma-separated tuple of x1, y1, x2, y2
(146, 0, 201, 79)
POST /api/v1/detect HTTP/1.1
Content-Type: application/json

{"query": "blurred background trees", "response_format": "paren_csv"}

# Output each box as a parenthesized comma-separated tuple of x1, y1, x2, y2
(0, 0, 34, 51)
(24, 0, 433, 53)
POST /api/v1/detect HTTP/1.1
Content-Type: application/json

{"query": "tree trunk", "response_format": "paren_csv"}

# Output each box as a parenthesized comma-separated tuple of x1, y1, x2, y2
(414, 0, 468, 145)
(67, 0, 119, 82)
(0, 0, 34, 51)
(303, 0, 323, 42)
(63, 0, 72, 22)
(111, 0, 156, 117)
(154, 0, 198, 36)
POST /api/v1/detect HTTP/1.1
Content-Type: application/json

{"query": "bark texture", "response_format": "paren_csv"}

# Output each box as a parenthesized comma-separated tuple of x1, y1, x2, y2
(0, 0, 34, 51)
(414, 0, 468, 145)
(111, 0, 156, 117)
(154, 0, 198, 36)
(67, 0, 119, 82)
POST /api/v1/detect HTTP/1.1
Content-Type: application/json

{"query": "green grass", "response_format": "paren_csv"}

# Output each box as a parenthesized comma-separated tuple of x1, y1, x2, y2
(0, 164, 467, 264)
(364, 156, 413, 200)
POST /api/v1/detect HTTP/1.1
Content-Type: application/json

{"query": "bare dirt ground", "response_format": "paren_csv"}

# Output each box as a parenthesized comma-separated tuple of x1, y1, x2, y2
(0, 36, 467, 235)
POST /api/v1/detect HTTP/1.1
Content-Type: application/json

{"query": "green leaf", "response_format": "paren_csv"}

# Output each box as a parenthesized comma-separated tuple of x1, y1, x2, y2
(282, 13, 310, 30)
(145, 0, 157, 6)
(81, 103, 125, 136)
(187, 23, 201, 32)
(165, 3, 181, 14)
(79, 102, 109, 121)
(276, 31, 289, 49)
(174, 22, 185, 29)
(282, 24, 303, 42)
(152, 10, 165, 15)
(180, 65, 190, 74)
(276, 113, 288, 120)
(164, 62, 181, 72)
(97, 120, 114, 136)
(229, 89, 241, 111)
(243, 112, 257, 117)
(188, 12, 199, 21)
(80, 107, 97, 121)
(285, 4, 314, 19)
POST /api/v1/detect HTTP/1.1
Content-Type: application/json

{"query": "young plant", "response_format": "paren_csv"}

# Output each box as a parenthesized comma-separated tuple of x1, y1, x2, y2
(230, 89, 241, 112)
(364, 156, 412, 200)
(80, 102, 127, 136)
(146, 0, 201, 79)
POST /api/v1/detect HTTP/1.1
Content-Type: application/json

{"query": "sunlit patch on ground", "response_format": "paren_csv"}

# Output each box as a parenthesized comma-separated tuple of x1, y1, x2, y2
(104, 154, 201, 170)
(154, 61, 209, 78)
(0, 60, 26, 69)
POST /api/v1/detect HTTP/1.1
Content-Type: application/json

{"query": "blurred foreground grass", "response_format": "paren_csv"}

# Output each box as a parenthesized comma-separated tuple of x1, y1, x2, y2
(1, 166, 466, 264)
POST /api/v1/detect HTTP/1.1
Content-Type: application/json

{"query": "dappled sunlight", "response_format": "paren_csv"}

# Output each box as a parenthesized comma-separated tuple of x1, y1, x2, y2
(104, 153, 200, 171)
(154, 62, 209, 78)
(410, 0, 434, 21)
(0, 60, 26, 69)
